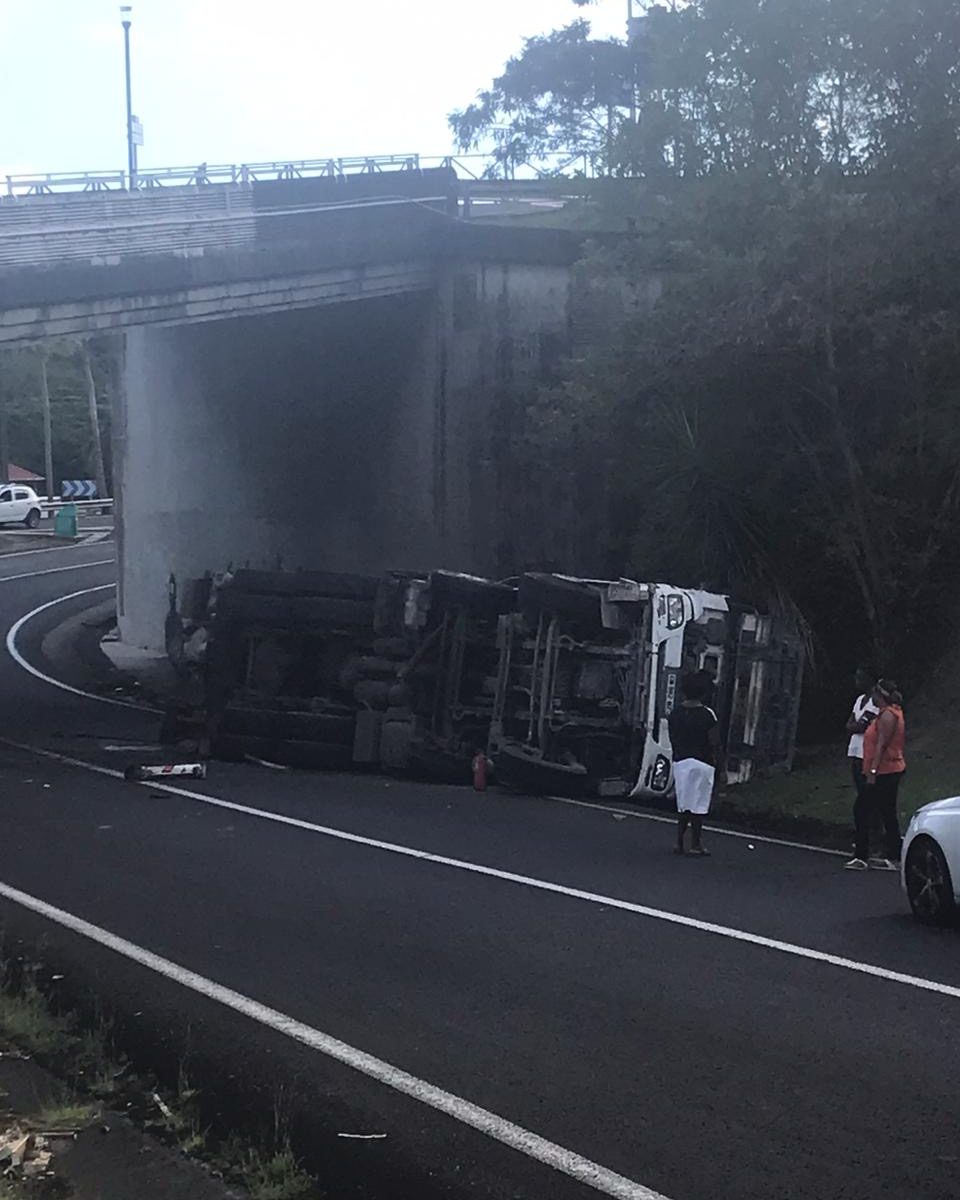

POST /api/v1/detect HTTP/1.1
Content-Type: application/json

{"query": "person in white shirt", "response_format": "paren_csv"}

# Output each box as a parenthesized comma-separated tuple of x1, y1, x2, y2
(846, 667, 879, 819)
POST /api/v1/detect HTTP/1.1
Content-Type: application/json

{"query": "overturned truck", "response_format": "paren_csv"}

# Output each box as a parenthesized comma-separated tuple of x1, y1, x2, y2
(193, 568, 802, 799)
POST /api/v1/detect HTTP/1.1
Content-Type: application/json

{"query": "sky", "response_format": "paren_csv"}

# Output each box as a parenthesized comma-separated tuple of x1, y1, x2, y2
(0, 1, 628, 181)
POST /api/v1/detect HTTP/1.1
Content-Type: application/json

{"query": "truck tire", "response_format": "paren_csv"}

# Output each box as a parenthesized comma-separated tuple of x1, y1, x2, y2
(353, 680, 392, 710)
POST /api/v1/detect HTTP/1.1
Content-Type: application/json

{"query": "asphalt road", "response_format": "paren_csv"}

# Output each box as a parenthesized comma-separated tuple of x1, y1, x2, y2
(1, 541, 958, 1200)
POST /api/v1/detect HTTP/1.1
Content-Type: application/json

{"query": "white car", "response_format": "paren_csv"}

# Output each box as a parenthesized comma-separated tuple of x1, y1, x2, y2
(902, 797, 960, 924)
(0, 485, 43, 529)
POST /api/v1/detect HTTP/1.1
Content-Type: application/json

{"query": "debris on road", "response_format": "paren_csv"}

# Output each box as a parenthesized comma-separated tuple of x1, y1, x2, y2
(151, 1092, 174, 1121)
(243, 754, 290, 770)
(124, 763, 206, 781)
(0, 1127, 53, 1178)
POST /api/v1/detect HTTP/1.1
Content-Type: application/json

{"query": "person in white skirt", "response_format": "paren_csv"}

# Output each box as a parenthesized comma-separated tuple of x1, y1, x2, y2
(668, 671, 721, 856)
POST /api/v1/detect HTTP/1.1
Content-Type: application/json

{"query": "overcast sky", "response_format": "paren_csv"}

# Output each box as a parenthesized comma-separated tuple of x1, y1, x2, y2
(0, 1, 626, 180)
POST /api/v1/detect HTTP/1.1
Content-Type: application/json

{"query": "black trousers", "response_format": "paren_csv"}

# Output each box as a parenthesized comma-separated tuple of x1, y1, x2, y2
(854, 771, 903, 862)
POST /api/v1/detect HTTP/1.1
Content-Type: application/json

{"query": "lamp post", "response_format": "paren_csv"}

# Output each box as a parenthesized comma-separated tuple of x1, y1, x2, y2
(121, 6, 137, 188)
(627, 0, 637, 125)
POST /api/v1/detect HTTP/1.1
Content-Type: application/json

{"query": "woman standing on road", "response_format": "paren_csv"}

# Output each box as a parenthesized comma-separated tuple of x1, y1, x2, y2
(669, 671, 721, 857)
(844, 679, 905, 871)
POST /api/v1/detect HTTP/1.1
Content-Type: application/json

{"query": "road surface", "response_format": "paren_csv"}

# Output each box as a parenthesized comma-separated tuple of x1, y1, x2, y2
(0, 540, 957, 1200)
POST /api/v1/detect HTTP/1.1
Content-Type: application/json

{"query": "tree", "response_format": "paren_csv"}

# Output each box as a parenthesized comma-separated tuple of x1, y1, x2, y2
(81, 342, 108, 501)
(0, 339, 116, 494)
(469, 0, 960, 688)
(450, 20, 633, 175)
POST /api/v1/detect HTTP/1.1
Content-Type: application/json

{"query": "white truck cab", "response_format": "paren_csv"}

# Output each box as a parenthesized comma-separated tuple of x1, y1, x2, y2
(489, 575, 802, 800)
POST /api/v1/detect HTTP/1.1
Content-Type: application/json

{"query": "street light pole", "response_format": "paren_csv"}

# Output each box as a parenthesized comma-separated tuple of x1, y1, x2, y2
(121, 6, 137, 188)
(627, 0, 637, 125)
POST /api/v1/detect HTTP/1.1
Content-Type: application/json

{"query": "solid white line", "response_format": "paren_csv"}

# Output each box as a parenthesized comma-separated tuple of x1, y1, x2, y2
(0, 542, 93, 561)
(0, 558, 114, 584)
(0, 877, 666, 1200)
(4, 586, 844, 863)
(548, 795, 847, 858)
(2, 737, 957, 1004)
(4, 585, 148, 712)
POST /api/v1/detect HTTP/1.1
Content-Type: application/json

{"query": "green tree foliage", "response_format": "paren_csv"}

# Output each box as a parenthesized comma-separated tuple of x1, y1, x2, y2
(0, 339, 115, 492)
(450, 20, 633, 175)
(460, 0, 960, 684)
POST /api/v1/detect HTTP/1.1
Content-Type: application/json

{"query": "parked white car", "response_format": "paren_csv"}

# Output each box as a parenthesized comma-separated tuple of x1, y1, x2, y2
(0, 485, 43, 529)
(902, 797, 960, 924)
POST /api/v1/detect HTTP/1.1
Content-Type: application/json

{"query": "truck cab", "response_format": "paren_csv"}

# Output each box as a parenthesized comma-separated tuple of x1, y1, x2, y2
(488, 575, 802, 800)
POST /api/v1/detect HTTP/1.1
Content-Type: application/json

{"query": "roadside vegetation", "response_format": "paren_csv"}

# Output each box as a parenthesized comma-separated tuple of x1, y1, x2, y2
(453, 0, 960, 736)
(0, 949, 321, 1199)
(0, 338, 113, 496)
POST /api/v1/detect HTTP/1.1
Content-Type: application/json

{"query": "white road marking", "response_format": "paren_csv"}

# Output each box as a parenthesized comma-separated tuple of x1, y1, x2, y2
(548, 795, 848, 858)
(0, 542, 108, 561)
(4, 585, 149, 712)
(0, 559, 114, 584)
(0, 877, 667, 1200)
(2, 737, 957, 1003)
(5, 587, 846, 862)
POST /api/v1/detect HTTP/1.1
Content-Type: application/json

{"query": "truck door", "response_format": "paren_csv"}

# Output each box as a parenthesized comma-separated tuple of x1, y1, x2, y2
(723, 613, 804, 784)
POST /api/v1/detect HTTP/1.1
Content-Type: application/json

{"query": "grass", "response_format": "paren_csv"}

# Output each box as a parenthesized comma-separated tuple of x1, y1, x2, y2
(226, 1141, 319, 1200)
(722, 701, 960, 837)
(30, 1099, 100, 1129)
(0, 981, 72, 1061)
(0, 946, 325, 1199)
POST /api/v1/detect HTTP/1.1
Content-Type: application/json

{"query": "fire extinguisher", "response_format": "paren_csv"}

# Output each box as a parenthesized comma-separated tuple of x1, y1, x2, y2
(472, 750, 488, 792)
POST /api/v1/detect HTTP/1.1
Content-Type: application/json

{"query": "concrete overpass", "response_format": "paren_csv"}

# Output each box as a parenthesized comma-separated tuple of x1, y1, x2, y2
(0, 163, 596, 650)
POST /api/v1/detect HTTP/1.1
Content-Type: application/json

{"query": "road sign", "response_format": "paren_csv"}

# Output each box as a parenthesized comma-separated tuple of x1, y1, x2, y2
(131, 116, 144, 147)
(61, 479, 98, 499)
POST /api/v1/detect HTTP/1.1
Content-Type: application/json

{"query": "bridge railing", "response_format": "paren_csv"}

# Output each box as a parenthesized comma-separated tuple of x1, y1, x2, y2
(4, 152, 598, 199)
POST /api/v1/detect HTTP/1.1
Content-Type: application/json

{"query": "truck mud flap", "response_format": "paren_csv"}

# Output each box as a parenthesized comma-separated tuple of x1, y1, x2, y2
(493, 742, 590, 798)
(230, 569, 380, 600)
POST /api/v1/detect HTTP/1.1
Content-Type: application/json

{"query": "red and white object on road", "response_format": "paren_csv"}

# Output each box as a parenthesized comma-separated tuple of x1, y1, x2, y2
(124, 762, 207, 782)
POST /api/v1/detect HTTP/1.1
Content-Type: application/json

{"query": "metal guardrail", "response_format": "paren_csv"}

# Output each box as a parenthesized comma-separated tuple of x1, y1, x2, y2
(3, 152, 597, 199)
(40, 499, 114, 516)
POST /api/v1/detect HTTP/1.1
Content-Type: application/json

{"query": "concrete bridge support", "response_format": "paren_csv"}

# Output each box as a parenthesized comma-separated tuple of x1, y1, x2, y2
(116, 257, 573, 651)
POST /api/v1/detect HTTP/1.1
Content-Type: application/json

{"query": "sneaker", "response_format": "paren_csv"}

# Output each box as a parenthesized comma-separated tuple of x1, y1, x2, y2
(869, 857, 899, 872)
(843, 857, 869, 870)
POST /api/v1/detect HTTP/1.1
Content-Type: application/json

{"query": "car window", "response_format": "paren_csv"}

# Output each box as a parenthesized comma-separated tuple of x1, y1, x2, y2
(14, 490, 29, 500)
(0, 490, 12, 503)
